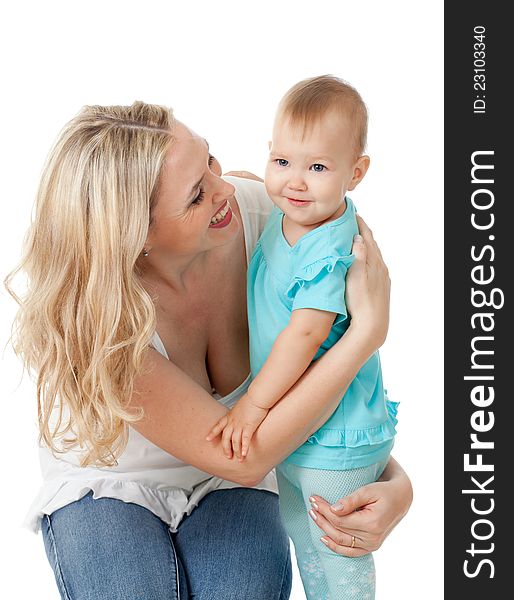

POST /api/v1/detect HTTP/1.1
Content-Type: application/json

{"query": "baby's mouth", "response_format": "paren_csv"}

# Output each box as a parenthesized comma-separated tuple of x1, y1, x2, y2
(286, 197, 312, 207)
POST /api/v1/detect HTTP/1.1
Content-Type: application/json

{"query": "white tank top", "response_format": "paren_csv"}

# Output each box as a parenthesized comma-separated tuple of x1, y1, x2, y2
(24, 177, 275, 533)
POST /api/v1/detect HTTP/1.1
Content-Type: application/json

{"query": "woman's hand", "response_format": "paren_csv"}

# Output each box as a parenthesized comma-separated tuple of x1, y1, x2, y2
(308, 457, 413, 556)
(345, 215, 391, 351)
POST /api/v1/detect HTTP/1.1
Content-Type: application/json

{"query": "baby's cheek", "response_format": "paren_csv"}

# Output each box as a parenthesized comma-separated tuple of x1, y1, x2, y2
(263, 169, 275, 194)
(265, 169, 283, 194)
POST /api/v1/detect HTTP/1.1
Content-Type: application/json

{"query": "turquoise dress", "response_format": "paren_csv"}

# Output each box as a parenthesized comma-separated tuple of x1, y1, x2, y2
(247, 198, 398, 470)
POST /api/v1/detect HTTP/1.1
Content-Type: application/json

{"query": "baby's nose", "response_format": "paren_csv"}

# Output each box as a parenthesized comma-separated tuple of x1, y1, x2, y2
(287, 174, 307, 191)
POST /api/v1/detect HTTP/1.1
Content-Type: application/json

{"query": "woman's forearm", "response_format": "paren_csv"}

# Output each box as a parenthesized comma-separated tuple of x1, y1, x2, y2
(379, 456, 413, 512)
(242, 323, 375, 483)
(131, 330, 374, 489)
(379, 455, 405, 482)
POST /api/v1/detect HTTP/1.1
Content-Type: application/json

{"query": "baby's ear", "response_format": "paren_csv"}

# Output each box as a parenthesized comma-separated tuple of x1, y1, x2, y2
(347, 155, 370, 191)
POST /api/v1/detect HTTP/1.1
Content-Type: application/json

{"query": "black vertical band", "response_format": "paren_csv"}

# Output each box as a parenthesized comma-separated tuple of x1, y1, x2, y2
(445, 2, 510, 596)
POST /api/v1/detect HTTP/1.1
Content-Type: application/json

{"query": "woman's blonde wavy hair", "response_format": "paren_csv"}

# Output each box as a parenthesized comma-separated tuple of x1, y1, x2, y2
(4, 101, 175, 467)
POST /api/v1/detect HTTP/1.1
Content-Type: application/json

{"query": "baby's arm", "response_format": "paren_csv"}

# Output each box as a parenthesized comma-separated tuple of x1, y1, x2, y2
(249, 308, 336, 408)
(207, 308, 336, 459)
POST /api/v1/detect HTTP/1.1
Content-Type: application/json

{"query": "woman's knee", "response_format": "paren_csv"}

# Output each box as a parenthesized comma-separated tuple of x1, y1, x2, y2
(41, 492, 184, 600)
(187, 541, 292, 600)
(175, 488, 292, 599)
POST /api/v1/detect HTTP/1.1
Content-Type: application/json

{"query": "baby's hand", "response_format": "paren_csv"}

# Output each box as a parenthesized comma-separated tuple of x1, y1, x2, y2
(205, 393, 269, 461)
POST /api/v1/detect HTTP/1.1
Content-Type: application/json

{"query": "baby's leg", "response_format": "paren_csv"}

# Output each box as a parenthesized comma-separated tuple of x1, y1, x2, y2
(296, 461, 387, 600)
(276, 463, 330, 600)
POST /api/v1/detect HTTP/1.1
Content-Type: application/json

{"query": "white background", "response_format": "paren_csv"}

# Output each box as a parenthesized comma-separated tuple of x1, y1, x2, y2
(0, 1, 443, 598)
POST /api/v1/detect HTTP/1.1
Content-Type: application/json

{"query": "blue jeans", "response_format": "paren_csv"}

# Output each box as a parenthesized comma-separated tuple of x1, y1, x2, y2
(42, 488, 292, 599)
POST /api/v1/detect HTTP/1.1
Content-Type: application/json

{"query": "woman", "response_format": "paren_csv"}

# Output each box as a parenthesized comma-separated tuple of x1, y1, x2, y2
(5, 102, 412, 600)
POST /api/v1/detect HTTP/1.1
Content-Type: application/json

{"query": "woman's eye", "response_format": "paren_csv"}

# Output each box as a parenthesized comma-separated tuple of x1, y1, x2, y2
(191, 188, 205, 206)
(311, 164, 326, 172)
(275, 159, 288, 167)
(208, 154, 223, 176)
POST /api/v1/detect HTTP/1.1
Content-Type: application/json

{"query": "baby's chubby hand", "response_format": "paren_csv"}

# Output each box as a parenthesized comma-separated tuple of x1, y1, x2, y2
(205, 393, 269, 461)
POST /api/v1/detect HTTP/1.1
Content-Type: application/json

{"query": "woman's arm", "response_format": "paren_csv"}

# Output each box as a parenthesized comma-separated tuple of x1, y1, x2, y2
(307, 456, 413, 556)
(131, 318, 372, 487)
(130, 220, 389, 487)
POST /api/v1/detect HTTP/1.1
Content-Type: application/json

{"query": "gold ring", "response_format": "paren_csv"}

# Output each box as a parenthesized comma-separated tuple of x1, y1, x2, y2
(351, 535, 356, 548)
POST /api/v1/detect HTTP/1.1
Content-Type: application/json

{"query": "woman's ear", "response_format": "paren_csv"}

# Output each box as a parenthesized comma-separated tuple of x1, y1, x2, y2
(347, 155, 371, 191)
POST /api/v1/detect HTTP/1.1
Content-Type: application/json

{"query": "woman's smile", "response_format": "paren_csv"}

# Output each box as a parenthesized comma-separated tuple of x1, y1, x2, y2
(209, 200, 233, 228)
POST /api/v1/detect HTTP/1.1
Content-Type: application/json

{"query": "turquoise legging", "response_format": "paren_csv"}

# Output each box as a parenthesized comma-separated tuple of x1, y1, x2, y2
(276, 460, 387, 600)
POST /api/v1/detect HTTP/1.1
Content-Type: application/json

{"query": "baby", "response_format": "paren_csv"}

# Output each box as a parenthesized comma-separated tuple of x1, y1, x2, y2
(208, 75, 398, 600)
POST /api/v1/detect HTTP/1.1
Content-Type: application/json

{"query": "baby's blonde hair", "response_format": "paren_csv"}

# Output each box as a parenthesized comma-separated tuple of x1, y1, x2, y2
(277, 75, 368, 158)
(4, 101, 175, 467)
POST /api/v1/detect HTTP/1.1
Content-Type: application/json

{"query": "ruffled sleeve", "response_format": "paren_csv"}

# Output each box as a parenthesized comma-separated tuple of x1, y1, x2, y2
(286, 254, 355, 324)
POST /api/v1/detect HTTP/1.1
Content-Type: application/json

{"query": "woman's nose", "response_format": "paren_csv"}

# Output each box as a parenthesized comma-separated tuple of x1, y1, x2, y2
(213, 175, 235, 204)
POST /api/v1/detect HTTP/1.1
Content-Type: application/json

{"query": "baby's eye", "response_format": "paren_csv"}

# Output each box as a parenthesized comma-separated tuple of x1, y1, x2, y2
(311, 164, 326, 172)
(275, 159, 289, 167)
